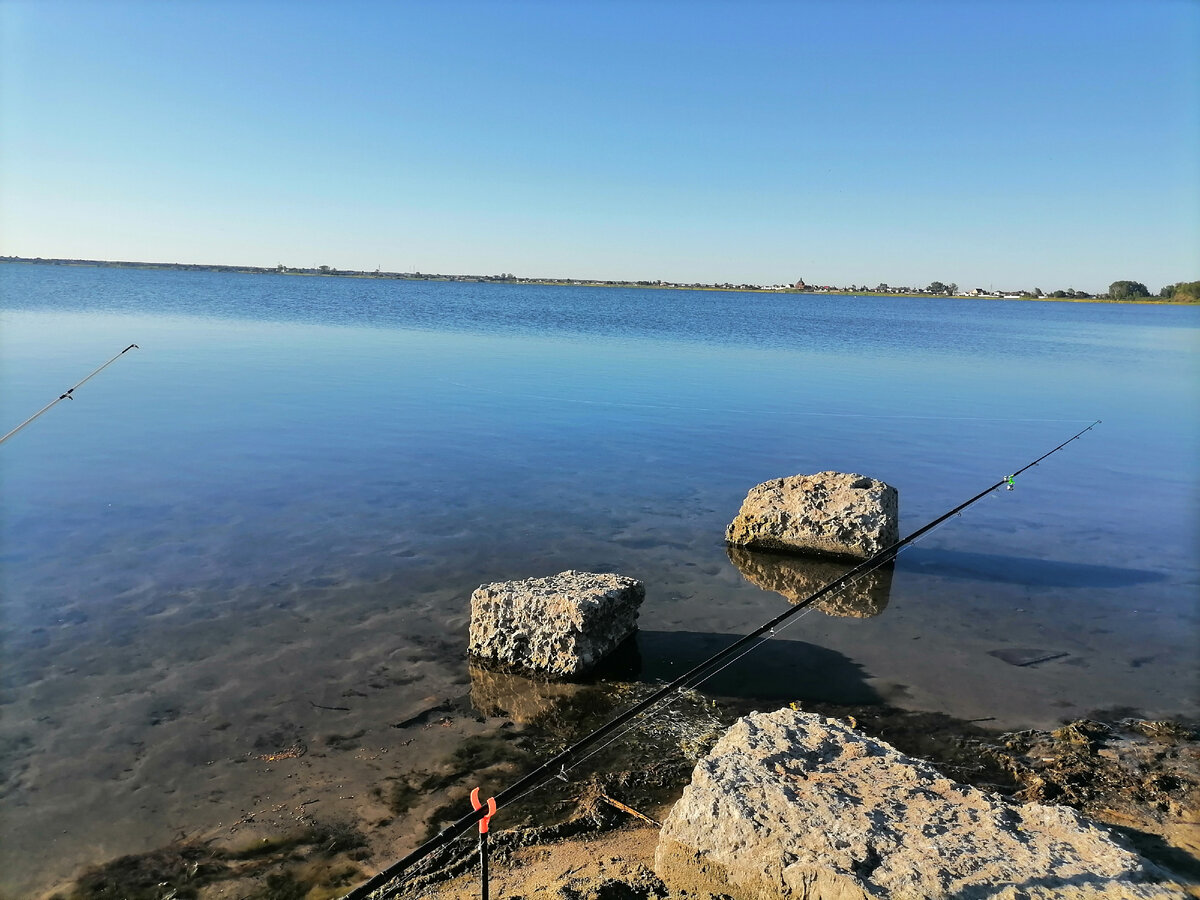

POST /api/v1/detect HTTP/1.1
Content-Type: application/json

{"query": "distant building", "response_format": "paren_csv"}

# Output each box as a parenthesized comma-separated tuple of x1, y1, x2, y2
(794, 279, 808, 290)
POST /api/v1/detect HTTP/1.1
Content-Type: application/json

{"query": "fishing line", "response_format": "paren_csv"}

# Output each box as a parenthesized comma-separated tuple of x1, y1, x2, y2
(0, 344, 139, 445)
(553, 517, 988, 784)
(551, 569, 883, 776)
(340, 420, 1099, 900)
(359, 548, 948, 899)
(374, 604, 834, 899)
(502, 519, 1008, 815)
(670, 531, 945, 698)
(568, 562, 893, 770)
(435, 555, 908, 867)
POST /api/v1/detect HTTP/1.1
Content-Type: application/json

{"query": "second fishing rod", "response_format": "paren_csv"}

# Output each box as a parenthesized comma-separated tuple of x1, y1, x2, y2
(340, 419, 1100, 900)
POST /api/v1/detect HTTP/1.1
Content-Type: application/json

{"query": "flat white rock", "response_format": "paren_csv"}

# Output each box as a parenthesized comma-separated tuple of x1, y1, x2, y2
(655, 708, 1181, 899)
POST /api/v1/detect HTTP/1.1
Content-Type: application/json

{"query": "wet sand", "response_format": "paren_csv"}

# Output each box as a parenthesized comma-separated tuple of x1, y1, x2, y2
(35, 688, 1200, 899)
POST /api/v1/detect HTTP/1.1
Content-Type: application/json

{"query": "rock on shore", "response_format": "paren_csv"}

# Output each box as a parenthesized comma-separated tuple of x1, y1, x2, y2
(468, 571, 644, 678)
(655, 708, 1181, 899)
(726, 472, 899, 559)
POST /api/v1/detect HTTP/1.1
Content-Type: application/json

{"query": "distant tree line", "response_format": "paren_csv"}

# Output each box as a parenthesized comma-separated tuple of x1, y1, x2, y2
(862, 279, 1198, 302)
(1158, 280, 1200, 302)
(1101, 280, 1199, 301)
(1107, 280, 1151, 300)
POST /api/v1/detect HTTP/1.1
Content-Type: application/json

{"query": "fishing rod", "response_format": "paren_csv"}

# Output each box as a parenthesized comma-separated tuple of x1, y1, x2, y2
(0, 344, 139, 446)
(341, 419, 1100, 900)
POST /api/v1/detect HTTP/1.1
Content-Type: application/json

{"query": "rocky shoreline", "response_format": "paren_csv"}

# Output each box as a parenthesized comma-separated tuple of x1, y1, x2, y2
(49, 685, 1199, 899)
(405, 703, 1200, 900)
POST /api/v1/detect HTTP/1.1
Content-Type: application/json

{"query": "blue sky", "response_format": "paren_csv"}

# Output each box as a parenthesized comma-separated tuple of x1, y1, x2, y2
(2, 0, 1197, 292)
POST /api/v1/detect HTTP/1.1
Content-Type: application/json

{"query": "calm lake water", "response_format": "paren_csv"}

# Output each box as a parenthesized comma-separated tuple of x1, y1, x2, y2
(1, 263, 1198, 894)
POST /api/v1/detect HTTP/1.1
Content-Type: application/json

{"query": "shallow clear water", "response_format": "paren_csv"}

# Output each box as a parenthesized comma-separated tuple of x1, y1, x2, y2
(1, 263, 1198, 893)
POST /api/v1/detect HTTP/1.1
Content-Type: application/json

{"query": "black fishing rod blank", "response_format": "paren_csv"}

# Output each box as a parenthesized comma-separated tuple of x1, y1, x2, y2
(341, 420, 1100, 900)
(0, 343, 139, 445)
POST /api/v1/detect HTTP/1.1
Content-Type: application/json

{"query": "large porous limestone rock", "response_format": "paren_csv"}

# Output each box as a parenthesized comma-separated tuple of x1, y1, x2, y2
(655, 708, 1179, 900)
(726, 471, 899, 559)
(468, 571, 644, 678)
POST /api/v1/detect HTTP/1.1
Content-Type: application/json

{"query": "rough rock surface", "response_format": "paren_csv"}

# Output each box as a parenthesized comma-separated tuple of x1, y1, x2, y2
(468, 571, 644, 677)
(726, 471, 899, 559)
(726, 545, 894, 617)
(655, 708, 1180, 899)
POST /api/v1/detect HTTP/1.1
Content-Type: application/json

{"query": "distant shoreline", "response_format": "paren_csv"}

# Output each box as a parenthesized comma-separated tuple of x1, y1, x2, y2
(2, 256, 1193, 305)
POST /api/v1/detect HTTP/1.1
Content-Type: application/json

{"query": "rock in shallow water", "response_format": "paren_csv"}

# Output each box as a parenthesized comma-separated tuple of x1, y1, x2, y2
(726, 471, 899, 559)
(655, 708, 1181, 899)
(468, 571, 644, 678)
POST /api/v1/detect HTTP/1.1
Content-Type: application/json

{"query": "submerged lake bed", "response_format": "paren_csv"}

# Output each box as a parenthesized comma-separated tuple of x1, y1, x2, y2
(1, 263, 1198, 896)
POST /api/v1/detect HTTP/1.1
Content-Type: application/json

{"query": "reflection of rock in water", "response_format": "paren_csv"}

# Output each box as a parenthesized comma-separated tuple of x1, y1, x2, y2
(469, 663, 595, 724)
(726, 545, 893, 618)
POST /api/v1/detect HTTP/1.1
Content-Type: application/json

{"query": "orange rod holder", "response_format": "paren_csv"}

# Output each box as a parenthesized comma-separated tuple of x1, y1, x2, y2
(470, 787, 497, 833)
(470, 788, 497, 900)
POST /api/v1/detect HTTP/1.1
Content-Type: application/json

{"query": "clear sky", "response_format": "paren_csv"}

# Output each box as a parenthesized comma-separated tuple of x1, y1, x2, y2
(2, 0, 1197, 292)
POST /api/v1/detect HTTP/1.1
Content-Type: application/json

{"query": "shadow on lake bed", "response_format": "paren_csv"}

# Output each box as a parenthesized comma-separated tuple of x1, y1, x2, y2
(630, 630, 882, 704)
(901, 547, 1166, 588)
(468, 629, 882, 723)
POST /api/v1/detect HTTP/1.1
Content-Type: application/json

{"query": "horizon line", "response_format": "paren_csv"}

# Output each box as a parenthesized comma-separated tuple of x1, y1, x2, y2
(4, 254, 1175, 299)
